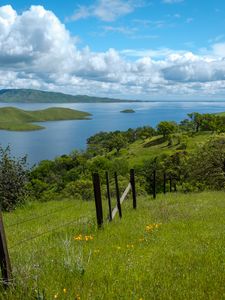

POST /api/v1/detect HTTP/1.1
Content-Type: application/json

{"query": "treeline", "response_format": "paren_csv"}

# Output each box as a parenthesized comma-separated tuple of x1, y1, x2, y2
(2, 112, 225, 211)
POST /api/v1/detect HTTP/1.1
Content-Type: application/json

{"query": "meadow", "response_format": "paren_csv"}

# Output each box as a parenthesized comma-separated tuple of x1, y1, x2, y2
(2, 191, 225, 299)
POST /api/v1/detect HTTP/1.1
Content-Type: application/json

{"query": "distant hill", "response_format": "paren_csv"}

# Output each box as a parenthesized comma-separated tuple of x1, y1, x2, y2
(0, 89, 138, 103)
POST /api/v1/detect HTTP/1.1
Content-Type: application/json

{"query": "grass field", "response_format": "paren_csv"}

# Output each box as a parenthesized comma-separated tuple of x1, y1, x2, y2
(0, 107, 91, 131)
(1, 191, 225, 299)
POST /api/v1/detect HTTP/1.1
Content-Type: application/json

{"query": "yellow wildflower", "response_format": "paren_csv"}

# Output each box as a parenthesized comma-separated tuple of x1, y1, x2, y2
(63, 288, 67, 293)
(74, 234, 83, 241)
(54, 293, 58, 299)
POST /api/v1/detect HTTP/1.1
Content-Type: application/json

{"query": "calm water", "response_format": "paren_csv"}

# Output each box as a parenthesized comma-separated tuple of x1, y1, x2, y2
(1, 101, 225, 166)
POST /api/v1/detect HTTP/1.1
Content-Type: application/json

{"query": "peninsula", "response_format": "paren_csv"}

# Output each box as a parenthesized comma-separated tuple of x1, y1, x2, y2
(0, 107, 91, 131)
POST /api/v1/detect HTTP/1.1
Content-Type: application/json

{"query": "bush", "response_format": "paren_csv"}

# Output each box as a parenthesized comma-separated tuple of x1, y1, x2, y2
(63, 179, 93, 201)
(0, 146, 28, 211)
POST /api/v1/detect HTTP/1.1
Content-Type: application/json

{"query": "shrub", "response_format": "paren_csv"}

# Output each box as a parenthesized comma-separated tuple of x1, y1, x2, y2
(63, 179, 93, 201)
(0, 146, 28, 211)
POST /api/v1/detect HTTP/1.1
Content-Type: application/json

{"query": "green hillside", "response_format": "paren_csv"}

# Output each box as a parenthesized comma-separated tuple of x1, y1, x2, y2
(3, 192, 225, 299)
(0, 107, 91, 131)
(120, 132, 211, 167)
(0, 89, 137, 103)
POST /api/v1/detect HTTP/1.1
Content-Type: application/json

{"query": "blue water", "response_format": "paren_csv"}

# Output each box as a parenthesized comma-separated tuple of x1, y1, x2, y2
(1, 101, 225, 166)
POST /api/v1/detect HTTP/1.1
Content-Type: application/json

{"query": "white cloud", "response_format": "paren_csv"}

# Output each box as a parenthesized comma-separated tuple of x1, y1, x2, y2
(68, 0, 141, 22)
(163, 0, 184, 3)
(1, 5, 225, 100)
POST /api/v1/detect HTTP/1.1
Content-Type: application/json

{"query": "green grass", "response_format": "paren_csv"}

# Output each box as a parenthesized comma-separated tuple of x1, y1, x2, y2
(119, 132, 213, 167)
(2, 191, 225, 299)
(0, 107, 91, 131)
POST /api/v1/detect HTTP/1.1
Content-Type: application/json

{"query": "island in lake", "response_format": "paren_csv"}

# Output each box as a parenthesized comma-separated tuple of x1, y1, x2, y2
(0, 107, 91, 131)
(120, 109, 135, 113)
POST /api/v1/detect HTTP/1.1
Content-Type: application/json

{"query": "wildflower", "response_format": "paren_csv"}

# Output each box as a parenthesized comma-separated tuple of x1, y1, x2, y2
(74, 234, 94, 241)
(54, 293, 58, 299)
(116, 246, 121, 250)
(145, 223, 162, 233)
(63, 288, 67, 293)
(126, 244, 134, 248)
(74, 234, 82, 241)
(76, 295, 81, 300)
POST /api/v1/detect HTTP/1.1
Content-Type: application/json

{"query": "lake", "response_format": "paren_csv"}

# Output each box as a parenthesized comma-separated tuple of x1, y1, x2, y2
(1, 101, 225, 166)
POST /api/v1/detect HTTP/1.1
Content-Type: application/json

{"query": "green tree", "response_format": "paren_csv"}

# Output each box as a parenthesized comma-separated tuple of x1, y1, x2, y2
(157, 121, 178, 138)
(186, 136, 225, 190)
(0, 146, 28, 211)
(187, 112, 203, 132)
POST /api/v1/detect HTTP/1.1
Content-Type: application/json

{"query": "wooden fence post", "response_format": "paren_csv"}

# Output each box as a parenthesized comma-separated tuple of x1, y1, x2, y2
(92, 173, 103, 228)
(0, 211, 12, 288)
(106, 172, 112, 221)
(114, 172, 122, 218)
(163, 173, 166, 194)
(130, 169, 137, 209)
(153, 170, 156, 199)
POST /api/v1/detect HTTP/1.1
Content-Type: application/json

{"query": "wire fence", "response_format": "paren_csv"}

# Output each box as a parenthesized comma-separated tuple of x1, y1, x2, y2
(6, 203, 79, 230)
(0, 169, 137, 288)
(9, 215, 92, 250)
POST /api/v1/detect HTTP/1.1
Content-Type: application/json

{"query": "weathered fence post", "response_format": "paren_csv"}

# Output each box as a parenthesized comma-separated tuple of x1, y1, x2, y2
(114, 172, 122, 218)
(169, 177, 172, 192)
(0, 211, 12, 288)
(92, 173, 103, 228)
(106, 172, 112, 221)
(130, 169, 137, 209)
(153, 170, 156, 199)
(163, 173, 166, 194)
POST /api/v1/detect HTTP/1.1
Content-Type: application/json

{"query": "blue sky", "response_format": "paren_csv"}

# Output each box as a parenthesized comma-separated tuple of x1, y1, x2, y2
(0, 0, 225, 100)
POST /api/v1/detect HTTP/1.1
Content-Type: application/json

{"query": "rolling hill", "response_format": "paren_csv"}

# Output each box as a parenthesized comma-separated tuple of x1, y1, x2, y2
(0, 106, 91, 131)
(0, 89, 138, 103)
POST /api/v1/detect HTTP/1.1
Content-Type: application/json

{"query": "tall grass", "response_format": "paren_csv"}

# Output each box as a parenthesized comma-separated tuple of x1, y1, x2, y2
(1, 192, 225, 299)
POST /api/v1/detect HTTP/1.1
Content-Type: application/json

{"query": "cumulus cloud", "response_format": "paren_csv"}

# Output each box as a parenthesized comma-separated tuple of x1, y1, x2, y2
(0, 5, 225, 100)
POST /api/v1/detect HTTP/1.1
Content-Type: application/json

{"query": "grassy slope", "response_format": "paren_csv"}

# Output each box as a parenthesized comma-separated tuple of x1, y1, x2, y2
(0, 107, 91, 131)
(2, 192, 225, 299)
(119, 132, 212, 167)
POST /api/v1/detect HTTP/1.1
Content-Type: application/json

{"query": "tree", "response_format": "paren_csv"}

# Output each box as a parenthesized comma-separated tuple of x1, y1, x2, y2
(0, 146, 28, 211)
(113, 133, 128, 154)
(157, 121, 178, 138)
(187, 112, 203, 132)
(187, 136, 225, 190)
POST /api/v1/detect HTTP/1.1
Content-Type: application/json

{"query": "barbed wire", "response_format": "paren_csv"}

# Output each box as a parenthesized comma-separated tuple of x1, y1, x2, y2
(5, 203, 80, 229)
(9, 215, 92, 250)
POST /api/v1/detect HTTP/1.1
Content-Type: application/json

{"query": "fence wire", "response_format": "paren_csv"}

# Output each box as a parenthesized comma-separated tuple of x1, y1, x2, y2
(6, 203, 79, 230)
(9, 215, 92, 250)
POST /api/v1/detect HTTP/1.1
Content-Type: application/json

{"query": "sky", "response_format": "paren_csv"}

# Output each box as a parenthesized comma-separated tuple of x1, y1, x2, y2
(0, 0, 225, 100)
